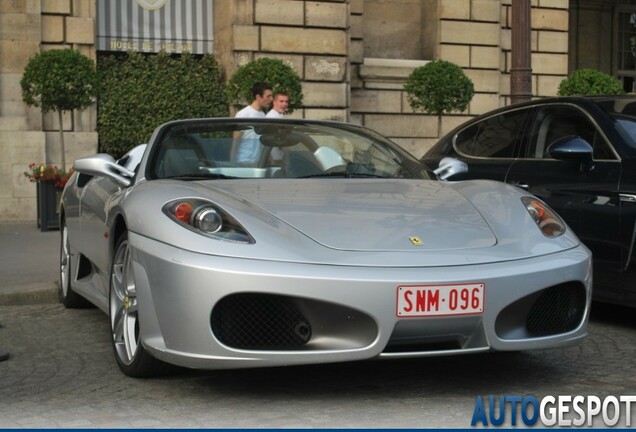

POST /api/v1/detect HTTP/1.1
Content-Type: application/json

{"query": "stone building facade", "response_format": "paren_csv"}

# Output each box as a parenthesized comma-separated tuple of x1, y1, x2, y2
(1, 0, 571, 222)
(1, 0, 97, 222)
(569, 0, 636, 92)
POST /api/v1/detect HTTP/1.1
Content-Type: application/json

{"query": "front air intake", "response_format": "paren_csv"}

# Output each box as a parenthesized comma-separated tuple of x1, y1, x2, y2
(526, 283, 586, 336)
(495, 282, 587, 340)
(211, 293, 311, 350)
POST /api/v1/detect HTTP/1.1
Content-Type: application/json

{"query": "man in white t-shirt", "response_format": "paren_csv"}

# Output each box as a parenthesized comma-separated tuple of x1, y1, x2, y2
(233, 82, 273, 163)
(265, 92, 290, 162)
(266, 92, 290, 119)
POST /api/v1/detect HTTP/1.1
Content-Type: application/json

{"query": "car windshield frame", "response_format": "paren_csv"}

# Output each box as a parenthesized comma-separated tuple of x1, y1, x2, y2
(144, 119, 433, 181)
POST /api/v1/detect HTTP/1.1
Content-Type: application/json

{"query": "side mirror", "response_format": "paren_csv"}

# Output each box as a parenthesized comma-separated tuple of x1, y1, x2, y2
(433, 157, 468, 181)
(73, 154, 135, 187)
(547, 135, 593, 170)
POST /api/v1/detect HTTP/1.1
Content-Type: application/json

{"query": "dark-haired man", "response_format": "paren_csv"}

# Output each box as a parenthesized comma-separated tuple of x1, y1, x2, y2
(233, 82, 273, 163)
(235, 82, 273, 119)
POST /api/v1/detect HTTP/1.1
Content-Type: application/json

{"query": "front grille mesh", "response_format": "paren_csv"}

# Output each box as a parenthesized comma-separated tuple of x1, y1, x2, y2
(526, 283, 585, 336)
(211, 293, 311, 350)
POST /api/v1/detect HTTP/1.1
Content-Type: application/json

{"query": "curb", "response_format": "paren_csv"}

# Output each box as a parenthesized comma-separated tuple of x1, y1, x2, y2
(0, 283, 59, 306)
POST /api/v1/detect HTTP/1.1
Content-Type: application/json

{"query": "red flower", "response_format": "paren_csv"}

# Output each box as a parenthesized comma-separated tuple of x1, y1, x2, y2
(24, 164, 73, 189)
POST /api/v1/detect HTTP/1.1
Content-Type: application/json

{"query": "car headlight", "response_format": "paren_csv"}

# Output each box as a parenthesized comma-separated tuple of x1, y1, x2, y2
(521, 196, 566, 238)
(163, 199, 255, 244)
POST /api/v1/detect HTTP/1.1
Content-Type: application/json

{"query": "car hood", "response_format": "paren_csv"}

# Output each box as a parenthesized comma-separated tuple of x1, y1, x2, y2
(123, 178, 582, 266)
(204, 180, 496, 252)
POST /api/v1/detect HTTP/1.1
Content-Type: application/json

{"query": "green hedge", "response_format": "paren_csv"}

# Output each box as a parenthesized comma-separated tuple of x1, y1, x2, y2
(98, 51, 228, 157)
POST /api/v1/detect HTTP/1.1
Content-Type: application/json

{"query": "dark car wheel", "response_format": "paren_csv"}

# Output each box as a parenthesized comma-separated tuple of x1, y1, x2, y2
(59, 221, 91, 308)
(109, 231, 167, 377)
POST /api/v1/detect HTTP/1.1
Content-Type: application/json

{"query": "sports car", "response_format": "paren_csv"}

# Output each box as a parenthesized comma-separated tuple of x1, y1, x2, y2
(60, 118, 592, 377)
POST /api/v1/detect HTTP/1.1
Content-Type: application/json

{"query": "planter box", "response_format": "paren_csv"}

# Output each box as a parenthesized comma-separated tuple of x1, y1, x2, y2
(36, 180, 62, 231)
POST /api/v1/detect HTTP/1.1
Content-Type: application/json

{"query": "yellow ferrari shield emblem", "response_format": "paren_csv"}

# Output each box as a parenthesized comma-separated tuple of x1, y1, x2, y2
(409, 236, 423, 246)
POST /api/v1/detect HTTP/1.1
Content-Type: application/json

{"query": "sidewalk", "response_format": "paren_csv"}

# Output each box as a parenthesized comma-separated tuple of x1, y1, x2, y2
(0, 222, 59, 305)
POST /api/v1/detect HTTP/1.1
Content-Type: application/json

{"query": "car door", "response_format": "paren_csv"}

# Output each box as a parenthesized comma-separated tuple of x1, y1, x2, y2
(607, 115, 636, 306)
(424, 107, 532, 182)
(618, 158, 636, 306)
(505, 104, 622, 292)
(79, 176, 122, 279)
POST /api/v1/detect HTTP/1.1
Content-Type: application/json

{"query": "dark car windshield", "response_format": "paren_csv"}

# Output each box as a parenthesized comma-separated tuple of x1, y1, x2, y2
(594, 98, 636, 150)
(147, 120, 432, 180)
(613, 115, 636, 150)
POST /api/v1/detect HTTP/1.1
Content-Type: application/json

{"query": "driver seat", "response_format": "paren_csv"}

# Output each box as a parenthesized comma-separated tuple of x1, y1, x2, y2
(284, 151, 323, 178)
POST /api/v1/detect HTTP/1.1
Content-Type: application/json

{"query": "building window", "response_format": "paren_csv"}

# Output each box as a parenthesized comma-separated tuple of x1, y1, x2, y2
(617, 10, 636, 92)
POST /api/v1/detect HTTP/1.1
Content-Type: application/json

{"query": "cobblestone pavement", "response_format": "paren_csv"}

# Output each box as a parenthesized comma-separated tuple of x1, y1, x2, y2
(0, 302, 635, 428)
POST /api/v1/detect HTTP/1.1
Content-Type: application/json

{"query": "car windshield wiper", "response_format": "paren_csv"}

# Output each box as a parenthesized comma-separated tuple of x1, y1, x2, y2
(163, 173, 238, 180)
(298, 171, 388, 179)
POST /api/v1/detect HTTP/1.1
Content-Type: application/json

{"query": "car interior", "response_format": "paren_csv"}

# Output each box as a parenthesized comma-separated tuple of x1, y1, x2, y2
(147, 122, 427, 181)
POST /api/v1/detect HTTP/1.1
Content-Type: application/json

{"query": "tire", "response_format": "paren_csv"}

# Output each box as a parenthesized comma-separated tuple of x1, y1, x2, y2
(109, 231, 167, 377)
(59, 221, 92, 308)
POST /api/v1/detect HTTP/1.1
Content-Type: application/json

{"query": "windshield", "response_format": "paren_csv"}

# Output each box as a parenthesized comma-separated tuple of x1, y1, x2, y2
(614, 115, 636, 149)
(147, 120, 432, 180)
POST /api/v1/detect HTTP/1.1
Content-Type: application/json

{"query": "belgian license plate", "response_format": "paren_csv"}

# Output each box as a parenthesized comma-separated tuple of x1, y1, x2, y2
(396, 283, 485, 317)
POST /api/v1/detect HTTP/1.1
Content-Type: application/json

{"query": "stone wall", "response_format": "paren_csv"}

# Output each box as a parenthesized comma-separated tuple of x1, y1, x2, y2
(0, 0, 98, 222)
(351, 0, 570, 158)
(0, 0, 571, 222)
(221, 0, 351, 121)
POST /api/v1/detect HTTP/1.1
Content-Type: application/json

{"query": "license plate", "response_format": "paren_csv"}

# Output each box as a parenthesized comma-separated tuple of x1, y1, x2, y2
(396, 283, 485, 317)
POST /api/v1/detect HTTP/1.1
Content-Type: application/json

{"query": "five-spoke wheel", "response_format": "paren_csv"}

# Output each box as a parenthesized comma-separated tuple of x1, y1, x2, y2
(109, 232, 165, 377)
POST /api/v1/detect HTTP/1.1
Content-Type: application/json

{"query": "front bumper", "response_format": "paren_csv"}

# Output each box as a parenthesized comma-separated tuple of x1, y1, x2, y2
(130, 232, 592, 370)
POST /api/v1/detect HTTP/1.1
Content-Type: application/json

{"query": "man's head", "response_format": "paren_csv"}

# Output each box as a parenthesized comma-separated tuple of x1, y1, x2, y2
(251, 82, 273, 111)
(271, 92, 290, 114)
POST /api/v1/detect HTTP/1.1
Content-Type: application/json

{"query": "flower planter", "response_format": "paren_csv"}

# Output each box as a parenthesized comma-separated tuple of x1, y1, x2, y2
(36, 180, 62, 231)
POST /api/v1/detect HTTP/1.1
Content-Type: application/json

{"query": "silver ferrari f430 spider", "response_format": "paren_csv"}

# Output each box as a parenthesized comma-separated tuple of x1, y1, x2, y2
(59, 118, 592, 377)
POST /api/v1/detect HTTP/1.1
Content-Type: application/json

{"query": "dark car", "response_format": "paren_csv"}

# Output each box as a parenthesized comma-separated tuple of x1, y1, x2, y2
(422, 96, 636, 308)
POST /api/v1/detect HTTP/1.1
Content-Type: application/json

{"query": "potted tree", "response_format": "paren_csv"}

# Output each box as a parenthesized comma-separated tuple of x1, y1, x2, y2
(21, 49, 97, 230)
(558, 68, 625, 96)
(404, 60, 474, 137)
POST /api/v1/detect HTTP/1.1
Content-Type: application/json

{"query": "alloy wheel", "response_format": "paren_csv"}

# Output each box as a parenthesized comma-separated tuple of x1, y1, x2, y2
(110, 237, 140, 366)
(60, 224, 70, 298)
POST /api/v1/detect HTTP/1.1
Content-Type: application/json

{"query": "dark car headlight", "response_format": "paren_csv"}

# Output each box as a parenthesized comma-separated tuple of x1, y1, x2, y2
(521, 196, 566, 238)
(163, 199, 254, 244)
